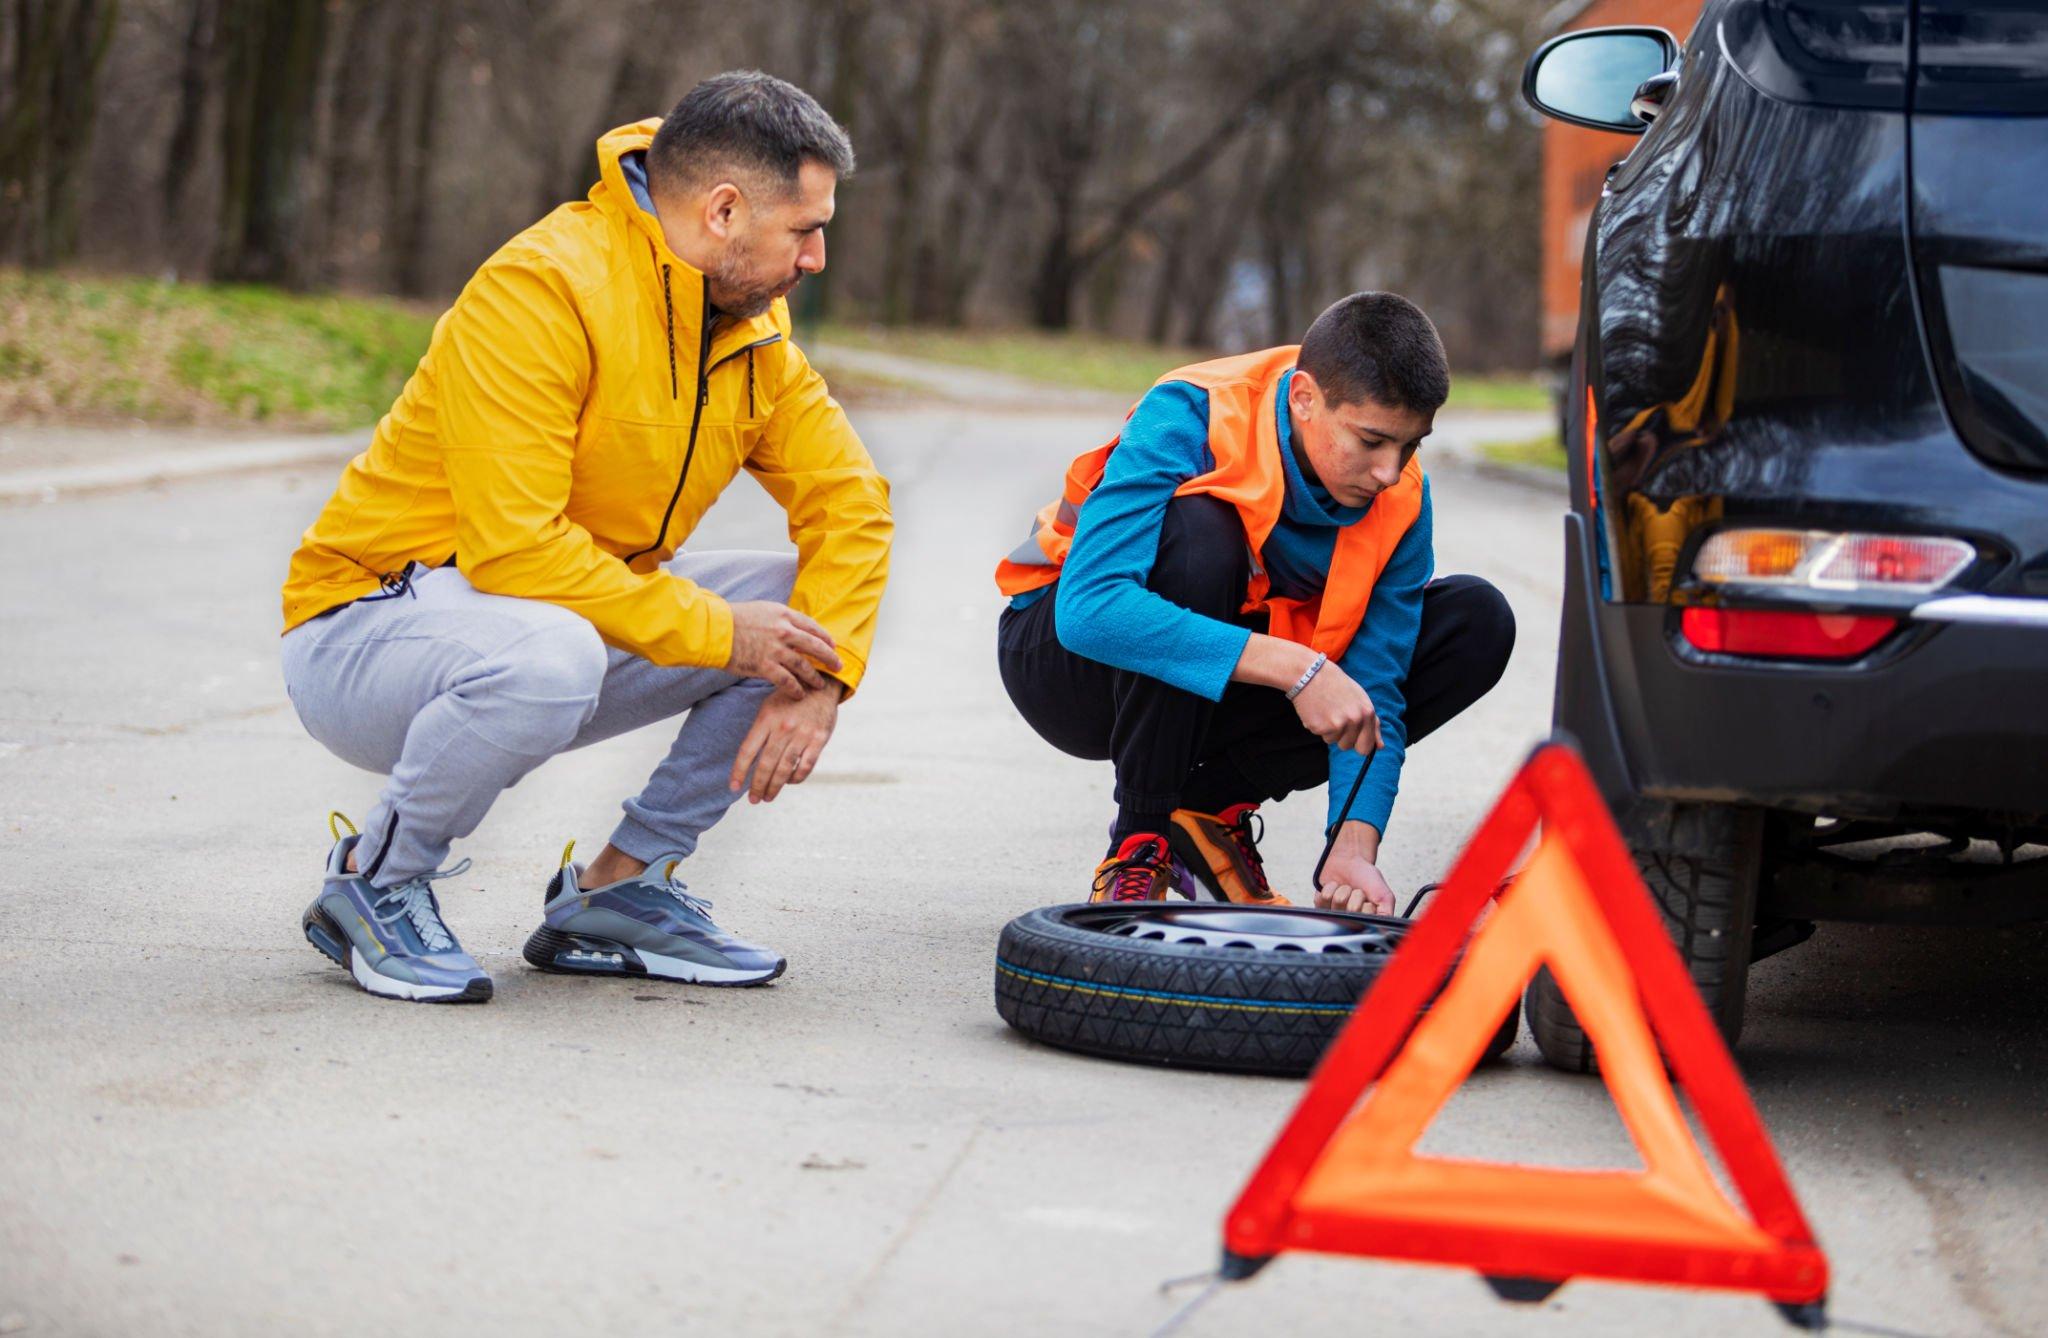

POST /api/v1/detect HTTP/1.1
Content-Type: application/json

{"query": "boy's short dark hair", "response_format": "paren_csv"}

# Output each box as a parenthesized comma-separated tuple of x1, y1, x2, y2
(649, 70, 855, 199)
(1297, 292, 1450, 414)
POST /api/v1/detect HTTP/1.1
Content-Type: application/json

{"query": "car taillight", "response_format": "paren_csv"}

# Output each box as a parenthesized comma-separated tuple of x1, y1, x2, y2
(1691, 529, 1973, 594)
(1680, 608, 1897, 659)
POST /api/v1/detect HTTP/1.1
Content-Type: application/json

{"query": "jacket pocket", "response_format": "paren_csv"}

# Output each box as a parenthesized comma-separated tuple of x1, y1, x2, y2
(572, 416, 684, 554)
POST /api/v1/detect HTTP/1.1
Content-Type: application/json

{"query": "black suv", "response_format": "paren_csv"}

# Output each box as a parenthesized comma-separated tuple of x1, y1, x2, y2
(1521, 1, 2048, 1069)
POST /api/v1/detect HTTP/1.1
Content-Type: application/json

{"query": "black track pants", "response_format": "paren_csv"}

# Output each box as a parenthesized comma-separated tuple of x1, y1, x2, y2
(996, 493, 1515, 820)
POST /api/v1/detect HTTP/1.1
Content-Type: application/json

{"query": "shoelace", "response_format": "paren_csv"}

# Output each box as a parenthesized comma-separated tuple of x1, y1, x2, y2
(371, 858, 471, 953)
(1094, 848, 1167, 903)
(1223, 809, 1275, 894)
(651, 857, 717, 921)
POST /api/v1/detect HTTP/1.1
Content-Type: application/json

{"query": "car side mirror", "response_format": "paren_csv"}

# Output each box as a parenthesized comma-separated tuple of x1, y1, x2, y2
(1522, 26, 1681, 134)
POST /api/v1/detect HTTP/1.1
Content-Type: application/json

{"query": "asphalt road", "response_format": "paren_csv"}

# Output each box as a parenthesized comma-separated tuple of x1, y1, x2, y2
(1, 404, 2041, 1337)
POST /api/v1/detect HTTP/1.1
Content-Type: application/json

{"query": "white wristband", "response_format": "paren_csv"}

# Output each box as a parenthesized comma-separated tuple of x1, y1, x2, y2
(1285, 652, 1328, 701)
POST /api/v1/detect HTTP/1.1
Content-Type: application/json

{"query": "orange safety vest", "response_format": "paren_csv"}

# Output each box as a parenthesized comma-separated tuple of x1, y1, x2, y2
(994, 346, 1425, 656)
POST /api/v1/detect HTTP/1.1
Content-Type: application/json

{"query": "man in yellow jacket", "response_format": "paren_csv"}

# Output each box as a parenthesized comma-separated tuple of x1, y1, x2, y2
(280, 72, 892, 1004)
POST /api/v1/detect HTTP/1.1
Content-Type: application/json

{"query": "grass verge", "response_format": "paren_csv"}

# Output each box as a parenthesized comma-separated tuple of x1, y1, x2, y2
(812, 320, 1546, 409)
(812, 321, 1198, 398)
(0, 271, 968, 434)
(1479, 433, 1568, 473)
(1, 271, 1543, 433)
(1, 268, 437, 430)
(1444, 376, 1551, 413)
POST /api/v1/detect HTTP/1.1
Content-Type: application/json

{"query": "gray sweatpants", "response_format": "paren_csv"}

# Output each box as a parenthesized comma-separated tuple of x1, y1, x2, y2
(281, 550, 794, 889)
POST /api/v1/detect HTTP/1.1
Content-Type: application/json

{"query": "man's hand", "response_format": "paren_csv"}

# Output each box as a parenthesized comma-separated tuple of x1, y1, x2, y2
(729, 681, 841, 803)
(1291, 658, 1384, 755)
(726, 601, 843, 700)
(1315, 822, 1396, 915)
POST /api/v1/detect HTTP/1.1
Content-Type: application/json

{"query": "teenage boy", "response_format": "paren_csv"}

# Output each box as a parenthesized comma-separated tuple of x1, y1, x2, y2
(995, 293, 1512, 912)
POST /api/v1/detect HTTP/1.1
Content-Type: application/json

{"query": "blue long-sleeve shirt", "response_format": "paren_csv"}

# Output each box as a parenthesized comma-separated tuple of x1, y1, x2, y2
(1016, 373, 1434, 834)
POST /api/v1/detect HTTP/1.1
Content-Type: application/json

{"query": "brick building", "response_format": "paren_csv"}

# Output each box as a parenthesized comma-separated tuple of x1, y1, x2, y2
(1541, 0, 1706, 363)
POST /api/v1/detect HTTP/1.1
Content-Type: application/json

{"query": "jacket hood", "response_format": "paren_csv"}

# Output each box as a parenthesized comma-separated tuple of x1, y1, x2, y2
(592, 119, 702, 279)
(589, 119, 788, 346)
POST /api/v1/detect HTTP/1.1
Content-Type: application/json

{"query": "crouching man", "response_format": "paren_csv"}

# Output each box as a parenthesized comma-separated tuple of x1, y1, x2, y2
(995, 294, 1511, 911)
(280, 72, 891, 1002)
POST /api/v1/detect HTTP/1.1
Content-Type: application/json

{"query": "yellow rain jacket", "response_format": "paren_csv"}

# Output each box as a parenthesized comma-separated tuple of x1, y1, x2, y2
(280, 121, 892, 690)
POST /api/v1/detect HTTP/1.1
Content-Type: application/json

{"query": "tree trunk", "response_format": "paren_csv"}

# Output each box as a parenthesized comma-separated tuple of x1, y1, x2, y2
(161, 0, 217, 228)
(924, 82, 1004, 324)
(308, 0, 393, 288)
(292, 0, 369, 290)
(1178, 140, 1266, 348)
(1262, 219, 1294, 346)
(1145, 215, 1188, 345)
(213, 0, 328, 284)
(1029, 214, 1077, 330)
(393, 1, 450, 296)
(808, 0, 869, 322)
(880, 9, 944, 326)
(0, 0, 118, 267)
(373, 0, 421, 280)
(556, 0, 698, 212)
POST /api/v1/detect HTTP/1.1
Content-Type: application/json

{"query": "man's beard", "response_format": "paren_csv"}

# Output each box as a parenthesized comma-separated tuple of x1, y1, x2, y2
(709, 238, 795, 319)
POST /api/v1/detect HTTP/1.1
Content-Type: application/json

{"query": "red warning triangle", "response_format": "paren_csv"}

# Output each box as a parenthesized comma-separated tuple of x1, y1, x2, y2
(1221, 742, 1828, 1308)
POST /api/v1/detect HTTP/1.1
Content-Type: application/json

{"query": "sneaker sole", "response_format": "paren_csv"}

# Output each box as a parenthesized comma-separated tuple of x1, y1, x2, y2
(521, 924, 784, 987)
(303, 907, 492, 1004)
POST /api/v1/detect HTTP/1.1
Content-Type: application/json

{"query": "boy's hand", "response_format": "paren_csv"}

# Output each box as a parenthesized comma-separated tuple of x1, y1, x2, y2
(730, 681, 841, 803)
(1291, 659, 1383, 755)
(1316, 852, 1397, 915)
(1315, 821, 1395, 915)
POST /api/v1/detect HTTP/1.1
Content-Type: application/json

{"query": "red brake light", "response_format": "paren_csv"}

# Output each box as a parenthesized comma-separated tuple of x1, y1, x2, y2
(1680, 608, 1897, 659)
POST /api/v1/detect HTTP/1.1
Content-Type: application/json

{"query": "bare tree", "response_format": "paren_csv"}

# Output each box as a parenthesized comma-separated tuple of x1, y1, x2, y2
(211, 0, 327, 283)
(0, 0, 120, 266)
(33, 0, 1547, 370)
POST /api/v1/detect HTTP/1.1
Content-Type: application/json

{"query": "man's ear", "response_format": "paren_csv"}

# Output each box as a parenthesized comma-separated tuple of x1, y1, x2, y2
(702, 181, 745, 240)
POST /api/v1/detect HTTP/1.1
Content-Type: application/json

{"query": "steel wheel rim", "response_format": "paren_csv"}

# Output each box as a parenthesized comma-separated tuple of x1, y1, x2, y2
(1062, 903, 1405, 957)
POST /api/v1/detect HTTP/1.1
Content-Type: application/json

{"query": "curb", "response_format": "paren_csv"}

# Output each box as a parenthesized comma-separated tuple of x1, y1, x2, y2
(807, 340, 1131, 412)
(0, 433, 365, 504)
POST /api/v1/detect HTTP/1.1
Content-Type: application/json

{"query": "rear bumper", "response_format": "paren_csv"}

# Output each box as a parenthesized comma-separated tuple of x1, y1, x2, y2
(1556, 513, 2048, 828)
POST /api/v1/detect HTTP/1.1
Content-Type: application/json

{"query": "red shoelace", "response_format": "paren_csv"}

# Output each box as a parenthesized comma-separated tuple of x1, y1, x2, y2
(1217, 803, 1274, 894)
(1096, 836, 1169, 903)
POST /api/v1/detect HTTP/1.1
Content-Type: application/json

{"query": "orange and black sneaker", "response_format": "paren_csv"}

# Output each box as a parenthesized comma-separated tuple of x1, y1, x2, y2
(1089, 833, 1178, 904)
(1168, 802, 1293, 906)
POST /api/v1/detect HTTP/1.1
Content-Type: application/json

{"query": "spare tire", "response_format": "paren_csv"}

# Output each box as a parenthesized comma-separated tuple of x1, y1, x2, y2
(996, 903, 1516, 1077)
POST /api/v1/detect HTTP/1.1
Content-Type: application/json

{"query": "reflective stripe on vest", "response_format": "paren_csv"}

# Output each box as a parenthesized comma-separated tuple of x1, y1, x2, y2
(993, 345, 1424, 658)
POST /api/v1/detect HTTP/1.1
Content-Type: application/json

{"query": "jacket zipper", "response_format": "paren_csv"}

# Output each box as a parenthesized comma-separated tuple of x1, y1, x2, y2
(624, 251, 786, 566)
(625, 267, 713, 567)
(712, 334, 782, 381)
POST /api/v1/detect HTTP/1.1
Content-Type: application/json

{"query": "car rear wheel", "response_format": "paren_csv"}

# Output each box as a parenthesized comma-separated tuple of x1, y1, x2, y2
(1525, 800, 1763, 1073)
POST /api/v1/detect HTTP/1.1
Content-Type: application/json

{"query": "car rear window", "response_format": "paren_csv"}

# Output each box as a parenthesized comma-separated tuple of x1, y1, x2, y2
(1916, 2, 2048, 114)
(1721, 0, 1909, 109)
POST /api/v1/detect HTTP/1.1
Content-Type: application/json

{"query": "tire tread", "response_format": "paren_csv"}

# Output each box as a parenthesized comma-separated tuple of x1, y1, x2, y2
(998, 906, 1516, 1077)
(1525, 801, 1762, 1073)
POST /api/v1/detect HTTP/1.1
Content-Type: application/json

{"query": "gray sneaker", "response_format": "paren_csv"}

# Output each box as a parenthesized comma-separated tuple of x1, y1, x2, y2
(522, 848, 785, 986)
(301, 815, 492, 1004)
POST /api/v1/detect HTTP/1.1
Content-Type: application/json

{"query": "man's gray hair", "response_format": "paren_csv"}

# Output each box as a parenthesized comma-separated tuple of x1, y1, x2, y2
(649, 70, 855, 198)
